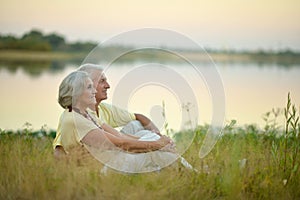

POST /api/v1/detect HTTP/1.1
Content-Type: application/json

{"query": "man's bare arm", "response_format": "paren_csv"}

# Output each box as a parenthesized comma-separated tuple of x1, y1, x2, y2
(134, 113, 161, 136)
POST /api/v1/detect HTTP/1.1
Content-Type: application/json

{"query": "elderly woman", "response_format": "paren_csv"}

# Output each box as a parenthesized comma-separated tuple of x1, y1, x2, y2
(56, 71, 188, 173)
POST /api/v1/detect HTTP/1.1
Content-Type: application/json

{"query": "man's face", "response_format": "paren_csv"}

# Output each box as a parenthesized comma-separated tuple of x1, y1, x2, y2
(92, 70, 110, 102)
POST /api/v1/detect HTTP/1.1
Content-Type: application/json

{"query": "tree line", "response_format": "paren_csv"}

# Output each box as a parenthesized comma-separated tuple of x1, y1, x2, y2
(0, 29, 96, 52)
(1, 29, 299, 56)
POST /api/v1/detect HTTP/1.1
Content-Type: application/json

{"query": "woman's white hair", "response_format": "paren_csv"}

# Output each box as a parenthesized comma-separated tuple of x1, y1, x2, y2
(58, 71, 89, 110)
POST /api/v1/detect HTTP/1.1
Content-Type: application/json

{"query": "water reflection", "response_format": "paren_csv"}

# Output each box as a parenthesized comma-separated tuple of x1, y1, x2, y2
(0, 59, 300, 131)
(0, 60, 79, 77)
(1, 52, 300, 77)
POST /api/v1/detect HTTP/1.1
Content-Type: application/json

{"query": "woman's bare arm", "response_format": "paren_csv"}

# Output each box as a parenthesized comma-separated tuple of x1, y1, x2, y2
(101, 123, 140, 140)
(81, 129, 171, 153)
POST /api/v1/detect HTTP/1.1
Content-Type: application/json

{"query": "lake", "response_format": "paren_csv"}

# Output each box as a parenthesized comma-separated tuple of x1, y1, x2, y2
(0, 59, 299, 132)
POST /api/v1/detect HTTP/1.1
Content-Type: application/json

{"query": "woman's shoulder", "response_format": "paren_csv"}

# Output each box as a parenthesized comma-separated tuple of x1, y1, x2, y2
(60, 109, 74, 120)
(59, 110, 84, 125)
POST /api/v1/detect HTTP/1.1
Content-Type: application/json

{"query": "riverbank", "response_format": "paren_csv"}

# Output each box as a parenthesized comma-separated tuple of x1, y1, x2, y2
(1, 49, 300, 66)
(0, 50, 86, 61)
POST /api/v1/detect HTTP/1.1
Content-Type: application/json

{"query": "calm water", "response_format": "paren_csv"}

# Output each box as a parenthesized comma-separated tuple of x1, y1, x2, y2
(0, 61, 299, 131)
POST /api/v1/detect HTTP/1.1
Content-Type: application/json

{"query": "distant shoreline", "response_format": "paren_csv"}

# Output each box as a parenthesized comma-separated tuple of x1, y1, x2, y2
(0, 49, 300, 66)
(0, 50, 85, 61)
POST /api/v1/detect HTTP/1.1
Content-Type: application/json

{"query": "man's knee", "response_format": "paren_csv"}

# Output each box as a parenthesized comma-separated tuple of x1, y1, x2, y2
(121, 120, 144, 134)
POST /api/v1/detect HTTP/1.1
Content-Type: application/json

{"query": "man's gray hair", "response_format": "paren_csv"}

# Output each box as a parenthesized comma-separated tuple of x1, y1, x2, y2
(77, 63, 103, 81)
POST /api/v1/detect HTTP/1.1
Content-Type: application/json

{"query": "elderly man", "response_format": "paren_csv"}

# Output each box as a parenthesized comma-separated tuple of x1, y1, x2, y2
(53, 63, 161, 156)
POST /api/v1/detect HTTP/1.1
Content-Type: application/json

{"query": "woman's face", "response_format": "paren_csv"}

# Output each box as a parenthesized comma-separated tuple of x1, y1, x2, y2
(77, 77, 97, 108)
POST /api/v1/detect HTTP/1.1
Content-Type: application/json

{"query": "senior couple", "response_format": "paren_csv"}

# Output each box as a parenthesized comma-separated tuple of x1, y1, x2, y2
(53, 64, 194, 173)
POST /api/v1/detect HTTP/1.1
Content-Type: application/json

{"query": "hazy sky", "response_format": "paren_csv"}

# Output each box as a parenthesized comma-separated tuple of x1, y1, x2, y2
(1, 0, 299, 51)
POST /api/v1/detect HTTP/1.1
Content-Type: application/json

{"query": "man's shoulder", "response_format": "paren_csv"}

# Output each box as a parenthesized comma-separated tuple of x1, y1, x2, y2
(99, 102, 112, 108)
(99, 102, 114, 111)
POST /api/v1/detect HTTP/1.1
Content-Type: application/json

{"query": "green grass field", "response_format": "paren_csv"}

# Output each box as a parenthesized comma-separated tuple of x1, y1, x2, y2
(1, 124, 299, 199)
(0, 97, 299, 200)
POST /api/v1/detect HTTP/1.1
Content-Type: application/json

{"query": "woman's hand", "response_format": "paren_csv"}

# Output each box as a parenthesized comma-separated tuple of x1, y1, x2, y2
(161, 143, 177, 153)
(157, 135, 174, 148)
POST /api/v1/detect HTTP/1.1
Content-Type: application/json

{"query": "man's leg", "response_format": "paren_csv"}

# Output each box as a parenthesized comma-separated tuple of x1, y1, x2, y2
(121, 120, 160, 141)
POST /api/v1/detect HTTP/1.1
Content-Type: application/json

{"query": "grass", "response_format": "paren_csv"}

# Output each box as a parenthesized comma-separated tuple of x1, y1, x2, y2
(0, 94, 299, 200)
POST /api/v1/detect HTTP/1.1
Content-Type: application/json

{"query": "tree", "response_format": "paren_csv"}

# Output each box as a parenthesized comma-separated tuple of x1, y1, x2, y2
(44, 33, 65, 50)
(21, 29, 44, 40)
